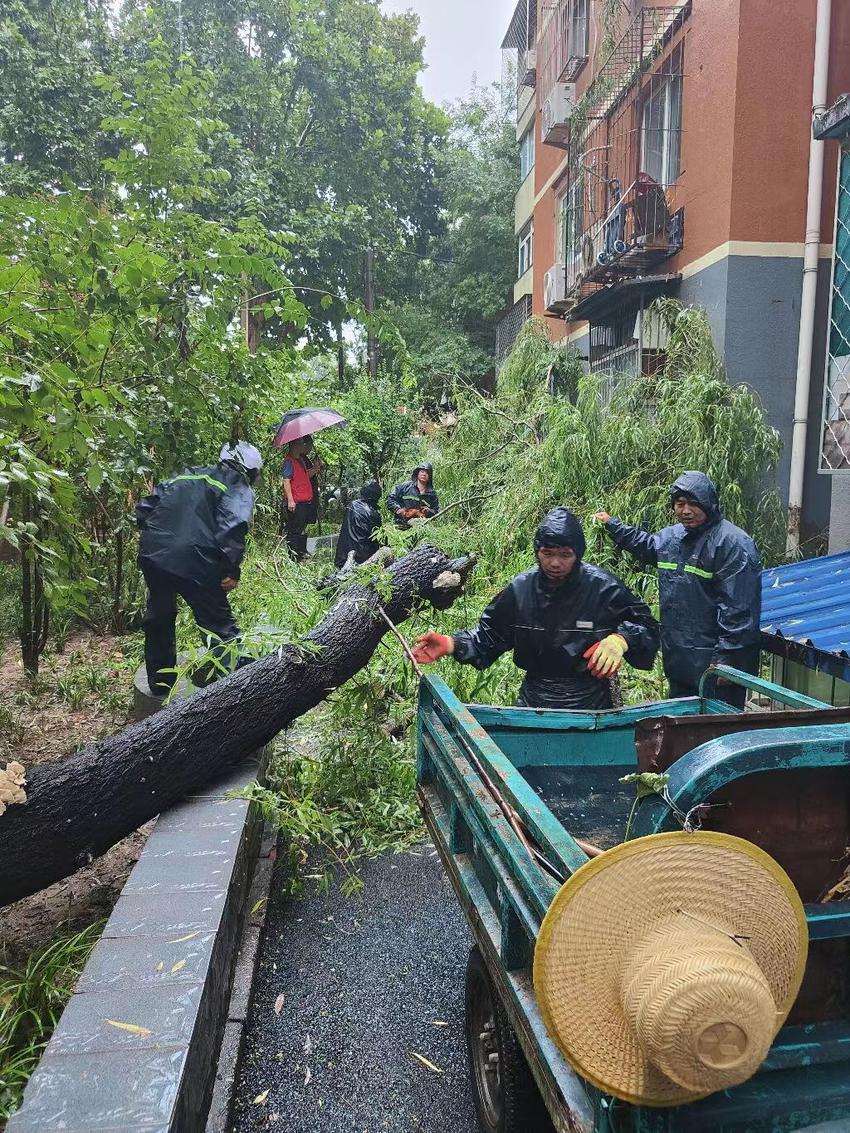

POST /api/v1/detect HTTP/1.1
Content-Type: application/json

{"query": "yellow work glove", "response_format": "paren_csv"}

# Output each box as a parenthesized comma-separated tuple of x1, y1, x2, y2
(583, 634, 628, 678)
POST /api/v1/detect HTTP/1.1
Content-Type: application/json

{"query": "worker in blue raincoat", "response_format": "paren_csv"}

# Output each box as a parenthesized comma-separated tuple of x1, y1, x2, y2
(412, 507, 659, 710)
(334, 481, 383, 569)
(595, 470, 761, 709)
(136, 442, 262, 696)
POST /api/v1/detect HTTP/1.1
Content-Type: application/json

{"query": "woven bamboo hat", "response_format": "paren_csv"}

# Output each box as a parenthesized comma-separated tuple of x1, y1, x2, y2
(534, 831, 808, 1107)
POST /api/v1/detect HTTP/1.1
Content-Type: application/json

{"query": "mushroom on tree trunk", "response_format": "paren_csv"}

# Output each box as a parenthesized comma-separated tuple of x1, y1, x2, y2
(0, 545, 474, 907)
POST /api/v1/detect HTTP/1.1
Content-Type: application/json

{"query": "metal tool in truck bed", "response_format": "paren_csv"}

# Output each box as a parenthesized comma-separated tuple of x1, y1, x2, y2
(416, 665, 850, 1133)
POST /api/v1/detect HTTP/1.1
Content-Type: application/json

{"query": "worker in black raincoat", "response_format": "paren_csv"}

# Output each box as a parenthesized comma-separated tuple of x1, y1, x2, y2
(595, 470, 761, 709)
(334, 481, 383, 569)
(387, 463, 439, 528)
(412, 507, 659, 710)
(136, 442, 261, 696)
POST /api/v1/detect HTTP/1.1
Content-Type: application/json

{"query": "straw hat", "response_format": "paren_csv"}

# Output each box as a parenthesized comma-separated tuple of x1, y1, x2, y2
(533, 831, 808, 1106)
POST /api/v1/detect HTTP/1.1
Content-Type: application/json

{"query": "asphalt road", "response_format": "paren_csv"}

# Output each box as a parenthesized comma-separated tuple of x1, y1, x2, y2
(233, 842, 481, 1133)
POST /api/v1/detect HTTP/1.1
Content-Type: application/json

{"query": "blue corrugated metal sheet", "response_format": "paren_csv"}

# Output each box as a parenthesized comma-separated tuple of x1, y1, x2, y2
(761, 551, 850, 676)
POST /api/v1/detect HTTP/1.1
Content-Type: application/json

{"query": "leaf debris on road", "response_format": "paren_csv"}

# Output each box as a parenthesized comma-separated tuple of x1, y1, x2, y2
(410, 1051, 444, 1074)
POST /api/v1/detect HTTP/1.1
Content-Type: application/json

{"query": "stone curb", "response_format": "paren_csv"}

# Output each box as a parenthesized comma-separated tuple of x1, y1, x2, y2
(7, 672, 273, 1133)
(204, 823, 278, 1133)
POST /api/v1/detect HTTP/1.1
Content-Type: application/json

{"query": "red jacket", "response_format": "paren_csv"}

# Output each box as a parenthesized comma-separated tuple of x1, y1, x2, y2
(284, 456, 314, 504)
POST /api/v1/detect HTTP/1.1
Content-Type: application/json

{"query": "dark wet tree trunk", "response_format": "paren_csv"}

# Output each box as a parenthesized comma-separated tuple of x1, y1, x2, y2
(0, 545, 472, 906)
(18, 496, 49, 676)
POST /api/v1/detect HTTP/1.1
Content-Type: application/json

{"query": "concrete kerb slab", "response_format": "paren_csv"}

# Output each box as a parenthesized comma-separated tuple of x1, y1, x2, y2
(7, 668, 277, 1133)
(204, 824, 278, 1133)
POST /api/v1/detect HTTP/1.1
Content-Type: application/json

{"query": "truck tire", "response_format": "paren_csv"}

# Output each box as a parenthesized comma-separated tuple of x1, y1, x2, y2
(464, 946, 554, 1133)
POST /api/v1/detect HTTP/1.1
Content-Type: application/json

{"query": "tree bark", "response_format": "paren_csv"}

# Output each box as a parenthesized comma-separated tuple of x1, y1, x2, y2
(0, 545, 473, 906)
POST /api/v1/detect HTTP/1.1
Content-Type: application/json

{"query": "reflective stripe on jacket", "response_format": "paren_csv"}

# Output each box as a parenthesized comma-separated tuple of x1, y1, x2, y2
(603, 471, 762, 691)
(136, 464, 255, 586)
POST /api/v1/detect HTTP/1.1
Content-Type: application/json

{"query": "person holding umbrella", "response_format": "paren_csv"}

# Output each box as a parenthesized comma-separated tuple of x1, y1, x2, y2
(273, 408, 347, 561)
(281, 436, 320, 560)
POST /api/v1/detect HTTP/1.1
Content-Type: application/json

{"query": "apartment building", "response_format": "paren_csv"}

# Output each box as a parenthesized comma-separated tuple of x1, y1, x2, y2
(816, 93, 850, 550)
(500, 0, 850, 542)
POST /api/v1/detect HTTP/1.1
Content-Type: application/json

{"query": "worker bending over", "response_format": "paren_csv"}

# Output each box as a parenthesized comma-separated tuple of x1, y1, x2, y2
(595, 470, 761, 709)
(334, 481, 383, 568)
(412, 507, 659, 710)
(136, 442, 261, 696)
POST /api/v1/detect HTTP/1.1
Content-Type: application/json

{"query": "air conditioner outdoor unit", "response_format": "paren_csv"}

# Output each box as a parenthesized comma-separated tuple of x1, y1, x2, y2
(541, 82, 576, 148)
(544, 264, 568, 311)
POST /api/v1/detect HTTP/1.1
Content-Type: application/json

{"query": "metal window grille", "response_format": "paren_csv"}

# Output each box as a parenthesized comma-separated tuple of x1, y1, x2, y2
(540, 0, 590, 97)
(821, 144, 850, 472)
(589, 302, 669, 406)
(502, 0, 537, 97)
(564, 5, 689, 302)
(496, 296, 532, 370)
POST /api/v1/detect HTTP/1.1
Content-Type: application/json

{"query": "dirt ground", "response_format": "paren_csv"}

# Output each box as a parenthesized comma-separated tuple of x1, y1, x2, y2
(0, 632, 136, 767)
(0, 631, 152, 967)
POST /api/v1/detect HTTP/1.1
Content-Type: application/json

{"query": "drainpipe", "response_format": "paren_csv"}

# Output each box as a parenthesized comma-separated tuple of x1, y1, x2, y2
(786, 0, 832, 553)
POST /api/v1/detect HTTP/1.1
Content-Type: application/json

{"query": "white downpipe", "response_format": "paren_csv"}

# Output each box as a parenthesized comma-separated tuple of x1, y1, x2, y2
(786, 0, 832, 552)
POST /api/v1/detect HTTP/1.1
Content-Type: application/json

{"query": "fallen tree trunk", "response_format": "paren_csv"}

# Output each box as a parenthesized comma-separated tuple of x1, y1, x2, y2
(0, 545, 473, 906)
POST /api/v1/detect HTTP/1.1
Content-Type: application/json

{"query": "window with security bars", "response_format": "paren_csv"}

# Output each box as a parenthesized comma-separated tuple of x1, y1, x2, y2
(822, 145, 850, 472)
(641, 45, 683, 188)
(590, 304, 669, 406)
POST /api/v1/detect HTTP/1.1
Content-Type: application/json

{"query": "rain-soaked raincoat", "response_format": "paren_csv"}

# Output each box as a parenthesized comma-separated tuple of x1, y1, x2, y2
(387, 463, 439, 527)
(451, 509, 659, 710)
(137, 463, 255, 586)
(334, 482, 382, 568)
(602, 471, 761, 700)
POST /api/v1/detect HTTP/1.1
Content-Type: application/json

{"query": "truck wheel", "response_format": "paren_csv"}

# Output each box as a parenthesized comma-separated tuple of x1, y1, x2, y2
(464, 946, 554, 1133)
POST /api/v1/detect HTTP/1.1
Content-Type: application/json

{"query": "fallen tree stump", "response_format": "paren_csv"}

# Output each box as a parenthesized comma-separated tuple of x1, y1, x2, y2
(0, 544, 474, 906)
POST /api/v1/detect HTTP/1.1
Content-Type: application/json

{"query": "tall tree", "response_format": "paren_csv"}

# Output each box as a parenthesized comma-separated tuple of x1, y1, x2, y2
(0, 0, 114, 194)
(114, 0, 448, 345)
(384, 83, 519, 397)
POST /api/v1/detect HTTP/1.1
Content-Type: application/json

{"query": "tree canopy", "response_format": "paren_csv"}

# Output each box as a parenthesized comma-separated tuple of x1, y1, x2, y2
(0, 0, 519, 672)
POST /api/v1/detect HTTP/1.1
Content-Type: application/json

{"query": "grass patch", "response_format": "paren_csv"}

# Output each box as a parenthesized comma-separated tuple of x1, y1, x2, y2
(0, 922, 103, 1120)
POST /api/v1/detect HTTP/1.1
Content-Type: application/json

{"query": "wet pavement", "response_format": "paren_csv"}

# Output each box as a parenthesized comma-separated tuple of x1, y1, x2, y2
(233, 842, 480, 1133)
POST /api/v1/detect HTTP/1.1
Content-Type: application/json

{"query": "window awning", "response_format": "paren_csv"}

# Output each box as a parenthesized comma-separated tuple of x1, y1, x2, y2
(501, 0, 533, 50)
(570, 273, 680, 323)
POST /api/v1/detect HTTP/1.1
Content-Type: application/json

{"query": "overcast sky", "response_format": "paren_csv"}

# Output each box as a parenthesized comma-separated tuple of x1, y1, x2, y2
(381, 0, 519, 105)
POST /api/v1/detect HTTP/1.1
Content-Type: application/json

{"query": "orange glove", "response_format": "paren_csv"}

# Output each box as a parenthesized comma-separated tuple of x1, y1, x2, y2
(583, 634, 628, 678)
(412, 632, 455, 665)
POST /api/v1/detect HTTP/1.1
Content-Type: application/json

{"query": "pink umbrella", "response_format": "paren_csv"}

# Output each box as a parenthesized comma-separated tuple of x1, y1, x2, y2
(272, 408, 347, 448)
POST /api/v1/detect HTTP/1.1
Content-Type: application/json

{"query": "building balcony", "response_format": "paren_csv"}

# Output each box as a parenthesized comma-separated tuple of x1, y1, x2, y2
(563, 175, 684, 310)
(518, 46, 537, 89)
(502, 0, 537, 118)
